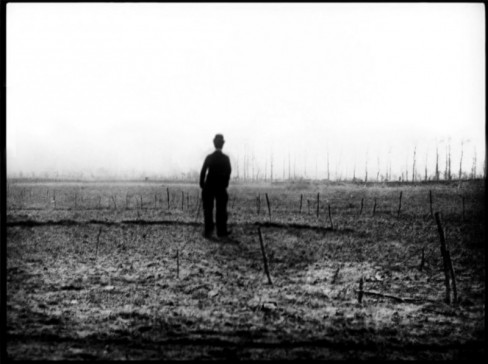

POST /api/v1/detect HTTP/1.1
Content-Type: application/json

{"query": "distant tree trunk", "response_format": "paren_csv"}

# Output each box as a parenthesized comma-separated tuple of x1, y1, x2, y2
(471, 147, 477, 179)
(435, 145, 440, 181)
(458, 141, 464, 180)
(364, 160, 368, 183)
(412, 146, 417, 183)
(376, 155, 380, 181)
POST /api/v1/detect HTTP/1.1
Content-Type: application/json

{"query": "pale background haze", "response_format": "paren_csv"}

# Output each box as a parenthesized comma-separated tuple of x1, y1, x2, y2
(6, 3, 486, 180)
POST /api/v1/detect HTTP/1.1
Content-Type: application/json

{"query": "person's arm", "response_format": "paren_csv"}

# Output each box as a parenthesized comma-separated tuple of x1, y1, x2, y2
(225, 156, 232, 188)
(200, 157, 208, 189)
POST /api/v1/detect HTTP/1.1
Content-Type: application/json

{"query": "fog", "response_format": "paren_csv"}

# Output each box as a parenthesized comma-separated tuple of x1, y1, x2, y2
(6, 3, 485, 180)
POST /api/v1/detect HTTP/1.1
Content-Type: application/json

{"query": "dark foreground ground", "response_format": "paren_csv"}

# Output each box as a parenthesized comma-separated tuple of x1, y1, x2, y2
(5, 180, 486, 360)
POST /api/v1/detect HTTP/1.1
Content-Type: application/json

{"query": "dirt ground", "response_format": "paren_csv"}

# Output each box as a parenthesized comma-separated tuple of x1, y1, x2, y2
(5, 180, 486, 360)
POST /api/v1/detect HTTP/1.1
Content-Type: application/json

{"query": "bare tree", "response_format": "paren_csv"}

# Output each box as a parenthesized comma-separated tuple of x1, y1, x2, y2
(471, 146, 477, 179)
(435, 144, 440, 181)
(412, 145, 417, 183)
(458, 140, 465, 180)
(424, 151, 429, 181)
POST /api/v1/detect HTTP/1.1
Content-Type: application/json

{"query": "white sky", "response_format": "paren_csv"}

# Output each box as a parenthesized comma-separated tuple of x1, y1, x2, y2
(6, 3, 486, 179)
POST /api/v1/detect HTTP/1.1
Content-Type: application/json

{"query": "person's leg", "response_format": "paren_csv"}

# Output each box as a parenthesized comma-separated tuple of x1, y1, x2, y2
(202, 188, 214, 237)
(216, 189, 229, 237)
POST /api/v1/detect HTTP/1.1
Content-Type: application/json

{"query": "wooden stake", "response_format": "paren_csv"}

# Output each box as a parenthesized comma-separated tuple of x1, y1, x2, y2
(419, 247, 425, 272)
(446, 250, 458, 304)
(359, 198, 364, 215)
(397, 191, 402, 216)
(429, 190, 433, 217)
(328, 204, 334, 230)
(265, 193, 271, 221)
(181, 191, 184, 210)
(372, 198, 377, 216)
(256, 194, 261, 215)
(299, 194, 303, 214)
(434, 212, 451, 304)
(257, 227, 273, 285)
(358, 277, 364, 303)
(167, 188, 170, 210)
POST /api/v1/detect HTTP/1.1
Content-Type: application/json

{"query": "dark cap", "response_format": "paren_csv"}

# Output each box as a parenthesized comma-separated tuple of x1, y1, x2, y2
(214, 134, 225, 143)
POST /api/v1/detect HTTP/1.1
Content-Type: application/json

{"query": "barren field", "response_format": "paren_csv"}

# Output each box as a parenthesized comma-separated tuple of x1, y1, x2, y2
(5, 179, 486, 360)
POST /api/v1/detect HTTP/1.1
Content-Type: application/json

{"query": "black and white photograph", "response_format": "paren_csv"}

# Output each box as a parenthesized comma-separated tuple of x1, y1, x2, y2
(3, 2, 486, 360)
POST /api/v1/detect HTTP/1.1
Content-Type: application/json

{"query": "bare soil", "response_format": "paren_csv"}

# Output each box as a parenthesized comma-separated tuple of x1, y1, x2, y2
(5, 180, 486, 360)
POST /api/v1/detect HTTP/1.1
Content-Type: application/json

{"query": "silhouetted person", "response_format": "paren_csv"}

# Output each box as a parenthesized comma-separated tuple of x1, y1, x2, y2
(200, 134, 232, 238)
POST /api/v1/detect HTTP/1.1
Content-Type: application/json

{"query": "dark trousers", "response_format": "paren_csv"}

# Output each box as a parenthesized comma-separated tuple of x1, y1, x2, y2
(202, 187, 228, 237)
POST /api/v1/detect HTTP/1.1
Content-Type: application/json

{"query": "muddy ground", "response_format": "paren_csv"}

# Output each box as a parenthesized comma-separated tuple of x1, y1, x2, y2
(5, 180, 486, 360)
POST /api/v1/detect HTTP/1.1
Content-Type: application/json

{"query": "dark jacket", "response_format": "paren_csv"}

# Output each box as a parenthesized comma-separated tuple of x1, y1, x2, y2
(200, 150, 231, 189)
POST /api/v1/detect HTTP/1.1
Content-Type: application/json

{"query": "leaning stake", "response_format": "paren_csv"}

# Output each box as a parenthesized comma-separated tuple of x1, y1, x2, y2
(265, 193, 272, 221)
(257, 227, 273, 285)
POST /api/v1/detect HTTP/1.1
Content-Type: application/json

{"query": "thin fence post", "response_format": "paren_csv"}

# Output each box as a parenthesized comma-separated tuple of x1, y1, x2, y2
(167, 188, 170, 210)
(397, 191, 402, 216)
(372, 198, 377, 216)
(429, 190, 433, 217)
(359, 198, 363, 215)
(299, 194, 303, 214)
(265, 193, 271, 221)
(328, 204, 333, 230)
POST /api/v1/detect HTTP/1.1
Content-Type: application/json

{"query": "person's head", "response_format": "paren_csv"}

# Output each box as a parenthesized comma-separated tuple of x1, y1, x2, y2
(213, 134, 225, 149)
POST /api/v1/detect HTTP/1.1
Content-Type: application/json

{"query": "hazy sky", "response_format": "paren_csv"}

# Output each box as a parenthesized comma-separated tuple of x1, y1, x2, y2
(6, 3, 485, 179)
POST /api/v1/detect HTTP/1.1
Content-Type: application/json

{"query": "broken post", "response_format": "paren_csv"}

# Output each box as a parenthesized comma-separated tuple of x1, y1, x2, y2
(181, 191, 184, 210)
(397, 191, 402, 216)
(167, 188, 170, 210)
(265, 193, 271, 221)
(359, 198, 364, 215)
(372, 198, 377, 216)
(434, 212, 451, 304)
(257, 227, 273, 285)
(419, 247, 425, 272)
(299, 194, 303, 214)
